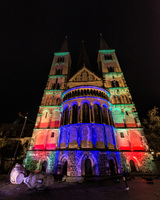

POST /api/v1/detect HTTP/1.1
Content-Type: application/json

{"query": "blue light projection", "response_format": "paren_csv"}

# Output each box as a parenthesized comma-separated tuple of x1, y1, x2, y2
(61, 85, 110, 98)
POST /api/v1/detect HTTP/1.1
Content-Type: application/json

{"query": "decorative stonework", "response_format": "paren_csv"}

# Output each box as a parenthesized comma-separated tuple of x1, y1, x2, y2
(24, 38, 156, 181)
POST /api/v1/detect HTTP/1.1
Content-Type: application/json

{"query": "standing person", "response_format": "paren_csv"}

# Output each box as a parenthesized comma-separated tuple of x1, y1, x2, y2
(121, 168, 129, 190)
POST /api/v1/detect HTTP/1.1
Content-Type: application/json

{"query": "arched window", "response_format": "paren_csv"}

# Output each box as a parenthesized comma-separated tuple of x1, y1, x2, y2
(56, 98, 61, 106)
(39, 111, 50, 128)
(42, 161, 47, 172)
(81, 90, 84, 95)
(82, 103, 90, 123)
(109, 159, 117, 175)
(112, 96, 116, 104)
(85, 158, 92, 176)
(116, 96, 121, 104)
(102, 106, 109, 124)
(121, 95, 125, 104)
(94, 104, 101, 123)
(62, 161, 67, 175)
(115, 81, 119, 87)
(124, 109, 136, 127)
(130, 160, 137, 172)
(108, 110, 114, 126)
(75, 90, 78, 96)
(111, 81, 115, 88)
(64, 107, 69, 125)
(72, 104, 78, 123)
(125, 95, 131, 104)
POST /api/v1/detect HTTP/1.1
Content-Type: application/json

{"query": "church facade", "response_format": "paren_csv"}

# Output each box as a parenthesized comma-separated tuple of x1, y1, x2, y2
(23, 36, 156, 180)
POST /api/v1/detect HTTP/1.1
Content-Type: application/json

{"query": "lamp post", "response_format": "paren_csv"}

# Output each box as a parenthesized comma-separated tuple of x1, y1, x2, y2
(8, 113, 28, 175)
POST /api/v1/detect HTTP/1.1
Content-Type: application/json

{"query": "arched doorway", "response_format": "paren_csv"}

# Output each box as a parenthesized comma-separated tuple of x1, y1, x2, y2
(130, 160, 137, 172)
(109, 159, 116, 175)
(41, 161, 47, 172)
(62, 161, 67, 175)
(85, 158, 92, 176)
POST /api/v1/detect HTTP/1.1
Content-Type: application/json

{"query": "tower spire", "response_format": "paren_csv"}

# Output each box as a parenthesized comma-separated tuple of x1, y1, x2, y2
(77, 40, 91, 70)
(59, 36, 69, 52)
(99, 33, 110, 50)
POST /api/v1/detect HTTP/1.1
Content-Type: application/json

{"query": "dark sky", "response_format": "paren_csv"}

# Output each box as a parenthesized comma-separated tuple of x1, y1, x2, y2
(1, 0, 160, 123)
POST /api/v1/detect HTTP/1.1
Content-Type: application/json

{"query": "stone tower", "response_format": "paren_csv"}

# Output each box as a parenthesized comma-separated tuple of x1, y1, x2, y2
(24, 36, 156, 181)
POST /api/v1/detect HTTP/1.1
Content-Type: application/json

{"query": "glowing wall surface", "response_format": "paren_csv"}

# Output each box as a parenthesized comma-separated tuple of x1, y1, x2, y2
(23, 38, 156, 180)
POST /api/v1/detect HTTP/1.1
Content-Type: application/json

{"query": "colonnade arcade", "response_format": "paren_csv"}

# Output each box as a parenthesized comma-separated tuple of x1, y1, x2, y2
(61, 100, 113, 126)
(61, 86, 113, 126)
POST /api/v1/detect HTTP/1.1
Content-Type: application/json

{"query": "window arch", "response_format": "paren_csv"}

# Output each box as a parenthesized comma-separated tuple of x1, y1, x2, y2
(64, 107, 69, 125)
(124, 109, 136, 127)
(72, 104, 78, 124)
(115, 81, 119, 87)
(121, 95, 125, 104)
(112, 96, 116, 104)
(82, 103, 90, 123)
(39, 110, 50, 128)
(102, 106, 109, 125)
(130, 160, 137, 172)
(116, 96, 121, 104)
(94, 104, 102, 123)
(94, 104, 102, 124)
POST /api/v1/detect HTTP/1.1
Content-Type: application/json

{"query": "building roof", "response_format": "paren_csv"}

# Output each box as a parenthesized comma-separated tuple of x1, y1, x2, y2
(99, 34, 110, 50)
(59, 36, 69, 52)
(77, 40, 91, 70)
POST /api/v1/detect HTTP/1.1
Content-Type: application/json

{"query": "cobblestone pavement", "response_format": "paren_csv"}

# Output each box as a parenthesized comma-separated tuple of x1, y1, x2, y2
(0, 176, 160, 200)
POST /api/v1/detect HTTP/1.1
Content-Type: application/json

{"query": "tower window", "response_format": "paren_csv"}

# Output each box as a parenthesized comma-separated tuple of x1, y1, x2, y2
(45, 112, 48, 118)
(51, 132, 54, 137)
(104, 55, 112, 60)
(126, 111, 129, 115)
(57, 57, 64, 63)
(120, 132, 124, 138)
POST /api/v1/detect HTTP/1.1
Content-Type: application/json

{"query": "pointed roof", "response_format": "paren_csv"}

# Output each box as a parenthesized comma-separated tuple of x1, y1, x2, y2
(99, 33, 110, 50)
(59, 36, 69, 52)
(77, 40, 91, 70)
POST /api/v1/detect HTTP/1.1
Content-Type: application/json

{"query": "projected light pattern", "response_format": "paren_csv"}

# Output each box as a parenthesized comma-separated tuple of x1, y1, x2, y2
(23, 37, 156, 180)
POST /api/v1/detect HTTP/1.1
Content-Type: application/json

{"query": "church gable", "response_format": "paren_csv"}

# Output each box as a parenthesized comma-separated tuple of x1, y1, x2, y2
(68, 67, 103, 88)
(69, 67, 102, 82)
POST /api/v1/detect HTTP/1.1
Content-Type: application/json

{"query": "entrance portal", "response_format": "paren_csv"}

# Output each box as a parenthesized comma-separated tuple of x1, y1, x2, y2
(42, 161, 47, 172)
(130, 160, 137, 172)
(85, 158, 92, 176)
(109, 159, 116, 175)
(62, 161, 67, 175)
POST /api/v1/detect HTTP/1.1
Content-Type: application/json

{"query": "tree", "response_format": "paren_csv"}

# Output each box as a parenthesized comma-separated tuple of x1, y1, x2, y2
(142, 107, 160, 153)
(0, 139, 24, 160)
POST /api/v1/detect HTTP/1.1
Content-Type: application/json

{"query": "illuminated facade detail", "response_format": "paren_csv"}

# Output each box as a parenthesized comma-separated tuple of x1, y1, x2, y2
(24, 36, 156, 180)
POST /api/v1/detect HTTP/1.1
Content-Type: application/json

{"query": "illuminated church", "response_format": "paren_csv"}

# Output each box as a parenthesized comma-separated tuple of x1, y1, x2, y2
(24, 36, 156, 181)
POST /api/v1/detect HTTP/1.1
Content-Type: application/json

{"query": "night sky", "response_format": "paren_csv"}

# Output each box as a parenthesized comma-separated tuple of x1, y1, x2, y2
(1, 0, 160, 123)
